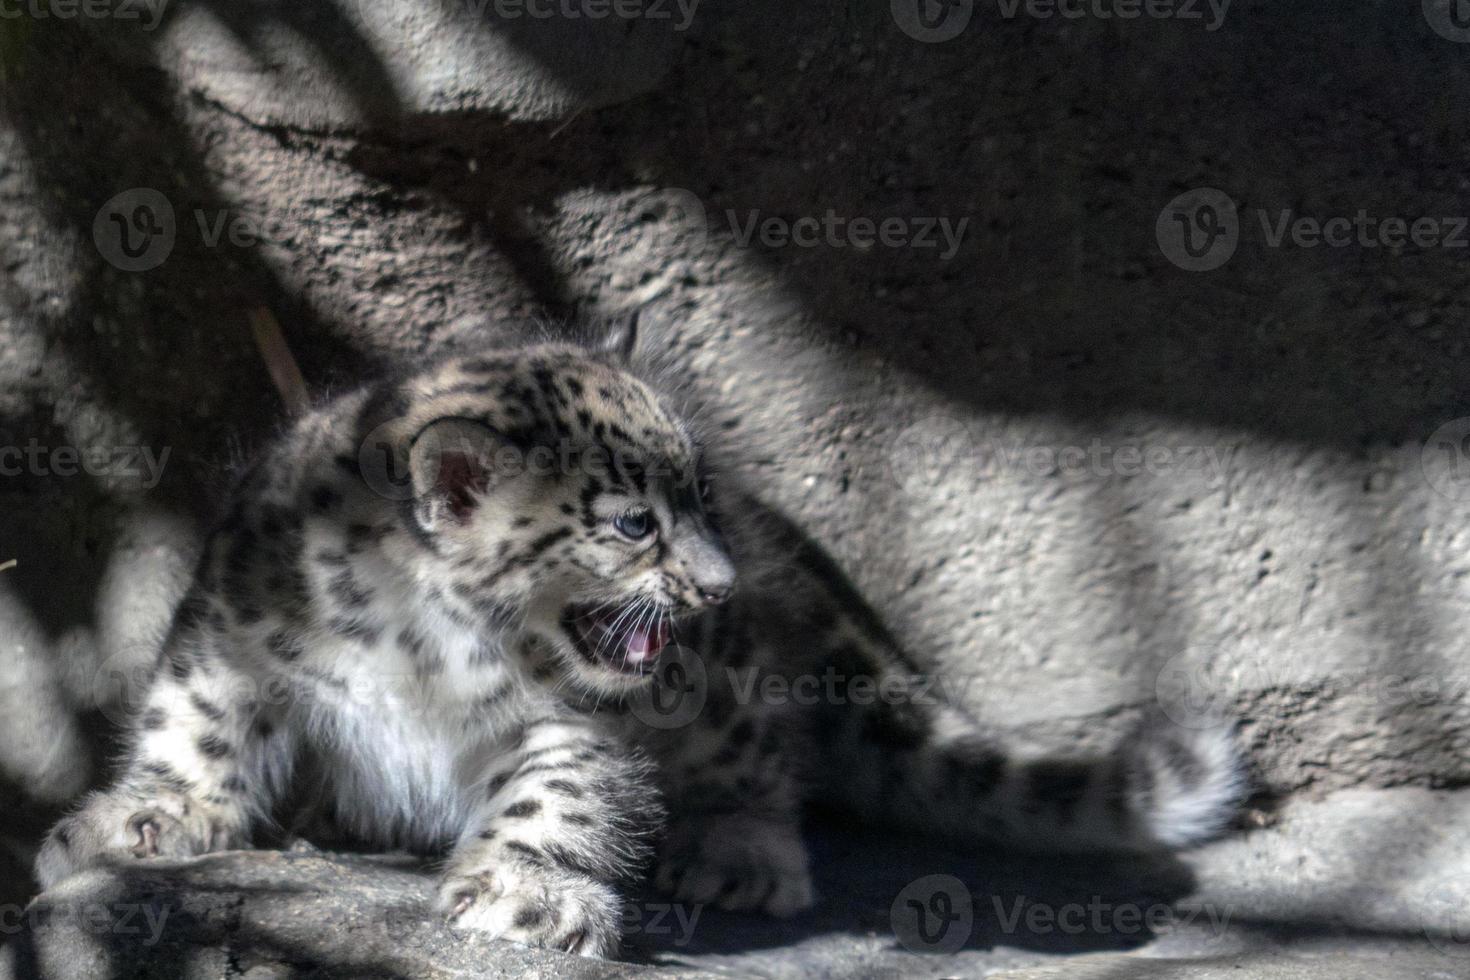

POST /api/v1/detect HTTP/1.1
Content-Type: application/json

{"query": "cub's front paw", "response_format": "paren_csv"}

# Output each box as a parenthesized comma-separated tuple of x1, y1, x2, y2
(437, 862, 621, 958)
(36, 791, 240, 891)
(656, 816, 814, 916)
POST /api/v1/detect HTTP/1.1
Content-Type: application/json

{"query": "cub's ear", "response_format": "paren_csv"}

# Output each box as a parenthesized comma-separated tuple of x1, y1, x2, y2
(599, 310, 641, 364)
(409, 417, 511, 525)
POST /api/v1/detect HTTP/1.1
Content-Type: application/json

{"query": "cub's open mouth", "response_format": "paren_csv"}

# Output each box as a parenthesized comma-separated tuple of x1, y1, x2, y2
(562, 603, 673, 675)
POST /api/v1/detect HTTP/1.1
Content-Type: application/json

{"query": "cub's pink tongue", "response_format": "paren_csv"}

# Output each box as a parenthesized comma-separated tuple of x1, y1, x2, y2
(624, 620, 672, 666)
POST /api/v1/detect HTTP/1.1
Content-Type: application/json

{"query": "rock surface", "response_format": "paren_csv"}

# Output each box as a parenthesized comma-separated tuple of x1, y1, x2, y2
(7, 788, 1470, 978)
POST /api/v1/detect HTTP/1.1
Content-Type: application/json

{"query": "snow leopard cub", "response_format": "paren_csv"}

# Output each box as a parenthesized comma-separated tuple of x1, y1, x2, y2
(37, 323, 1244, 958)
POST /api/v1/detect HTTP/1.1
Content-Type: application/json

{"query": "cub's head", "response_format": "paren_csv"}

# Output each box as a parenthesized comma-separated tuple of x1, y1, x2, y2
(393, 320, 734, 695)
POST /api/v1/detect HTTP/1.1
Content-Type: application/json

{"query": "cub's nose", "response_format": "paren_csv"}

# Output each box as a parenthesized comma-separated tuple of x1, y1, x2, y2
(698, 583, 734, 605)
(691, 559, 736, 607)
(678, 525, 736, 607)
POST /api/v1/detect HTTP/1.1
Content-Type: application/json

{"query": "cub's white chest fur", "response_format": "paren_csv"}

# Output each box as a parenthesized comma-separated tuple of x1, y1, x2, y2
(294, 583, 536, 852)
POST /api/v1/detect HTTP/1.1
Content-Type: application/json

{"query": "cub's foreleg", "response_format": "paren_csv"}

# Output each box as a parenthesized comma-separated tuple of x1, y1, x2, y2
(37, 610, 291, 889)
(438, 715, 661, 958)
(625, 643, 816, 918)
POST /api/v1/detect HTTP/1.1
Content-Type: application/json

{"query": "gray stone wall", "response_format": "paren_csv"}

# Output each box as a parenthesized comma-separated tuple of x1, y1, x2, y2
(3, 0, 1470, 904)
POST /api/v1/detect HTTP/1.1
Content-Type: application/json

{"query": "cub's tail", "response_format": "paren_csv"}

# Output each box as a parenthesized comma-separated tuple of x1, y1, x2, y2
(818, 686, 1244, 853)
(771, 522, 1245, 853)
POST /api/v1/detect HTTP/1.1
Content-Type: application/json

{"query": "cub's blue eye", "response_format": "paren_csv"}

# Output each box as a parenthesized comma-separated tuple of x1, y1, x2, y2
(614, 509, 654, 540)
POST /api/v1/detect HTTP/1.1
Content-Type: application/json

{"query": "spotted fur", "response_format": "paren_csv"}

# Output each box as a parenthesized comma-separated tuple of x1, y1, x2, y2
(36, 324, 1243, 957)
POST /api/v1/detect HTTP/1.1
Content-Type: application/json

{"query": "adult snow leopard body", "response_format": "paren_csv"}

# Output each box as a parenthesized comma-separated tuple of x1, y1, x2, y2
(36, 324, 1243, 957)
